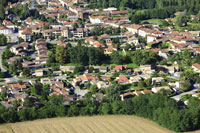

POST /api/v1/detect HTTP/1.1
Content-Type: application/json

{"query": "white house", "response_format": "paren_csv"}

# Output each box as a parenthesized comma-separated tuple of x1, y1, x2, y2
(0, 26, 13, 35)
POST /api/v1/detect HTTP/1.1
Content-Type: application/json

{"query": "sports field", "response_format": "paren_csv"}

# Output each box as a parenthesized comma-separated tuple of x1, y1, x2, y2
(0, 115, 172, 133)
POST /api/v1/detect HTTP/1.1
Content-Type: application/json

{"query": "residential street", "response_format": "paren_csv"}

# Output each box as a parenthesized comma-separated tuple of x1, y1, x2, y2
(171, 88, 199, 101)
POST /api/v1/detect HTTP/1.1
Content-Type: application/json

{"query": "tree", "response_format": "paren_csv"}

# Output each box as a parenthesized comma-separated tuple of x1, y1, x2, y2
(138, 81, 146, 88)
(176, 15, 188, 27)
(112, 101, 123, 114)
(0, 34, 7, 46)
(23, 68, 31, 77)
(89, 84, 98, 92)
(55, 46, 69, 64)
(110, 51, 122, 64)
(101, 103, 111, 114)
(18, 108, 36, 121)
(105, 85, 121, 102)
(0, 5, 5, 20)
(73, 23, 78, 30)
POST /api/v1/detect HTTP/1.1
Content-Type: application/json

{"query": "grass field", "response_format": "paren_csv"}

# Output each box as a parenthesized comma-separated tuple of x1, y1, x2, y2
(0, 115, 172, 133)
(141, 19, 166, 25)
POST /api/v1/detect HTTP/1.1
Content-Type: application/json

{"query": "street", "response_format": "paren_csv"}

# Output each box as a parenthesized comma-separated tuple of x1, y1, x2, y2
(171, 88, 199, 101)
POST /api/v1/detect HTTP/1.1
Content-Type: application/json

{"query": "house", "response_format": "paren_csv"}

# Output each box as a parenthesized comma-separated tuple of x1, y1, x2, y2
(57, 40, 66, 47)
(133, 90, 152, 96)
(73, 28, 89, 38)
(10, 83, 27, 92)
(120, 92, 134, 101)
(104, 45, 117, 54)
(151, 86, 172, 93)
(133, 91, 142, 96)
(100, 75, 111, 81)
(116, 75, 129, 84)
(7, 56, 21, 64)
(85, 38, 96, 45)
(147, 35, 158, 43)
(194, 48, 200, 55)
(60, 66, 75, 73)
(10, 42, 29, 56)
(126, 24, 142, 34)
(192, 63, 200, 73)
(114, 65, 127, 72)
(89, 16, 110, 24)
(2, 20, 15, 30)
(93, 66, 110, 73)
(94, 41, 105, 47)
(152, 77, 165, 85)
(0, 26, 13, 35)
(35, 69, 44, 77)
(40, 78, 52, 85)
(142, 90, 152, 95)
(100, 34, 111, 42)
(91, 81, 109, 89)
(138, 28, 153, 37)
(129, 76, 142, 83)
(19, 28, 32, 42)
(159, 49, 169, 59)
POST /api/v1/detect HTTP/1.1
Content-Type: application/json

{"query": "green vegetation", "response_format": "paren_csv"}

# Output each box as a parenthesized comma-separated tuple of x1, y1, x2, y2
(0, 88, 200, 132)
(0, 34, 7, 46)
(88, 0, 200, 23)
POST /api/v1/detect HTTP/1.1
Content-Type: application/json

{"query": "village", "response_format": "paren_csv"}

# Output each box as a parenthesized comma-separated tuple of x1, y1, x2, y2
(0, 0, 199, 110)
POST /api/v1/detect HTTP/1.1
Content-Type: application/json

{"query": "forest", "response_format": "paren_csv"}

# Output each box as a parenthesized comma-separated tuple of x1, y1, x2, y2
(87, 0, 200, 23)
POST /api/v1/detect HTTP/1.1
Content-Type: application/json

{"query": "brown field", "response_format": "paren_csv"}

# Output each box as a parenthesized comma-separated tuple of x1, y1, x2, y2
(0, 115, 173, 133)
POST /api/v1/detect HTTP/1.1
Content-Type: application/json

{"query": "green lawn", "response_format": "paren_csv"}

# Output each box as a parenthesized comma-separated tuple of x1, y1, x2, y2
(141, 19, 166, 25)
(126, 63, 139, 68)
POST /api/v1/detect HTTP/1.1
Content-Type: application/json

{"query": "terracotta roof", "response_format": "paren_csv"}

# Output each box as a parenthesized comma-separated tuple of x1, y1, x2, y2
(149, 48, 159, 53)
(10, 83, 26, 89)
(114, 65, 127, 71)
(111, 10, 128, 15)
(192, 63, 200, 70)
(85, 38, 96, 42)
(117, 75, 129, 83)
(94, 41, 104, 47)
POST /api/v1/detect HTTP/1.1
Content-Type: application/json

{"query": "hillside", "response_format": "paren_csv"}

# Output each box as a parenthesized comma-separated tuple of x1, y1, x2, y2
(0, 115, 172, 133)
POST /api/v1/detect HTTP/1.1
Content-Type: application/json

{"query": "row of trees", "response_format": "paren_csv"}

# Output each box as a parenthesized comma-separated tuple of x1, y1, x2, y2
(54, 45, 161, 66)
(53, 45, 106, 66)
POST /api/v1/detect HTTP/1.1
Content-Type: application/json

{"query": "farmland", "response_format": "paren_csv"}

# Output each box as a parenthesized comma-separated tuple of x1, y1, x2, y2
(0, 115, 172, 133)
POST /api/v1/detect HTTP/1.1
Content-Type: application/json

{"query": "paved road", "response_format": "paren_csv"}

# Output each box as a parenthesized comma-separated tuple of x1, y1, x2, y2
(171, 88, 199, 101)
(0, 46, 7, 72)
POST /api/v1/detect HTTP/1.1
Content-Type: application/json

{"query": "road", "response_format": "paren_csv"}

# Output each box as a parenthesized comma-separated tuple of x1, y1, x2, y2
(171, 88, 199, 101)
(0, 46, 21, 84)
(0, 46, 7, 72)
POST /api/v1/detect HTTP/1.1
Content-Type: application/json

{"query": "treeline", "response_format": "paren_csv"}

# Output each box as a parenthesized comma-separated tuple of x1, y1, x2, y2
(49, 45, 161, 67)
(0, 84, 200, 132)
(52, 45, 106, 66)
(88, 0, 200, 14)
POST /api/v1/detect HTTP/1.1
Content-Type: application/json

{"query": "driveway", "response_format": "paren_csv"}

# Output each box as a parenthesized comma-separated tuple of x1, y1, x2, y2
(171, 88, 199, 101)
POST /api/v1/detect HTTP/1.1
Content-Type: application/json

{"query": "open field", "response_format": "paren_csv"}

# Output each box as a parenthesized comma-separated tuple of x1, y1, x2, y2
(0, 115, 172, 133)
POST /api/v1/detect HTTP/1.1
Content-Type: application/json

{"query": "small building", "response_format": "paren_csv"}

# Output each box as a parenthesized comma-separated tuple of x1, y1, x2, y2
(151, 86, 172, 93)
(35, 69, 44, 77)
